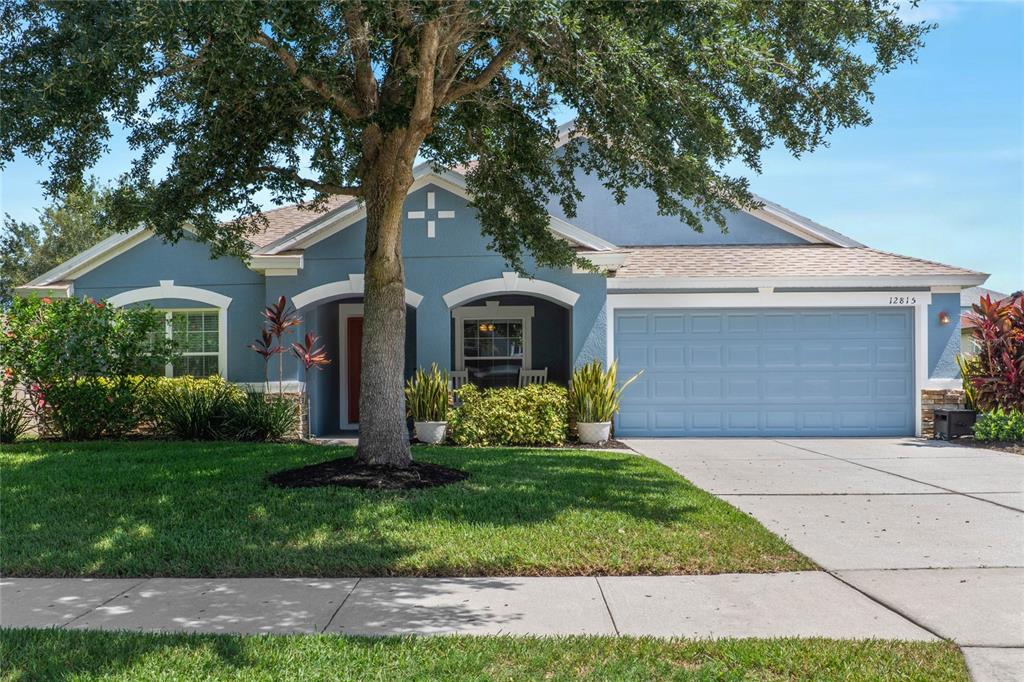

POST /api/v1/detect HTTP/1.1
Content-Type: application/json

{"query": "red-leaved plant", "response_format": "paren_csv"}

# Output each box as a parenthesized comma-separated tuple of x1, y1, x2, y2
(963, 293, 1024, 411)
(250, 296, 300, 397)
(291, 332, 331, 428)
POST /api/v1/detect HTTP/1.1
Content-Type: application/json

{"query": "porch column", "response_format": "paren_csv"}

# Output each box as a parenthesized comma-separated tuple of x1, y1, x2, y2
(416, 295, 452, 372)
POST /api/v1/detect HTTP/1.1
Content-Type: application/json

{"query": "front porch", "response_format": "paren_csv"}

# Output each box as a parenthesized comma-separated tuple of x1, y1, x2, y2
(299, 292, 573, 438)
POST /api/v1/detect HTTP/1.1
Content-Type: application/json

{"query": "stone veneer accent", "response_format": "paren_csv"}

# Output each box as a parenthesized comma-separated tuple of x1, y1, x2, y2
(920, 388, 965, 438)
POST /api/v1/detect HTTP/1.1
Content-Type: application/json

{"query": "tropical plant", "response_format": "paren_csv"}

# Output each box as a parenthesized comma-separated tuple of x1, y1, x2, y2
(955, 353, 981, 411)
(225, 386, 298, 442)
(569, 361, 642, 424)
(0, 374, 30, 443)
(449, 383, 568, 447)
(0, 295, 175, 439)
(973, 409, 1024, 442)
(291, 331, 331, 437)
(149, 375, 240, 440)
(257, 296, 300, 396)
(404, 364, 450, 423)
(962, 294, 1024, 411)
(248, 328, 284, 389)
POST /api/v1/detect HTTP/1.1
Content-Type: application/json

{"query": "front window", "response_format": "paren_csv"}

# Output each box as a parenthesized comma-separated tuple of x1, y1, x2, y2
(463, 319, 525, 388)
(159, 310, 220, 377)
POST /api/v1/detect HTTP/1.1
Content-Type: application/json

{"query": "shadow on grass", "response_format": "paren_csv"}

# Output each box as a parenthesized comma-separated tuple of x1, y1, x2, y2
(0, 441, 735, 577)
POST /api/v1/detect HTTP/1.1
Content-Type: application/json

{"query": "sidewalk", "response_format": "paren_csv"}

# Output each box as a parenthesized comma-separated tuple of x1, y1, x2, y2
(2, 572, 935, 639)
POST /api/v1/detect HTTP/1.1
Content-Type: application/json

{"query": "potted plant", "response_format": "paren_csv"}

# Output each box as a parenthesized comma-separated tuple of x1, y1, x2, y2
(569, 360, 642, 444)
(405, 364, 450, 445)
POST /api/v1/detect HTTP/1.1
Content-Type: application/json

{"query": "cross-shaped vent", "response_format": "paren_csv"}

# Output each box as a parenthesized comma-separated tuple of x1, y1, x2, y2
(407, 191, 455, 238)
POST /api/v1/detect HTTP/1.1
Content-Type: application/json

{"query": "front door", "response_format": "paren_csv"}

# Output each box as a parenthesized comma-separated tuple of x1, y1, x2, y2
(346, 316, 362, 424)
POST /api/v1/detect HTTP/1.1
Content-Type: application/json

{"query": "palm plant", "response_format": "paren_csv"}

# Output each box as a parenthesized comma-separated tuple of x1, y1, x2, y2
(404, 364, 450, 422)
(260, 296, 300, 397)
(569, 360, 642, 424)
(291, 332, 331, 438)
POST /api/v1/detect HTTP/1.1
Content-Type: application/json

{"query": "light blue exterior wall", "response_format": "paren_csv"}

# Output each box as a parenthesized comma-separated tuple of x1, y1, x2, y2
(928, 293, 962, 379)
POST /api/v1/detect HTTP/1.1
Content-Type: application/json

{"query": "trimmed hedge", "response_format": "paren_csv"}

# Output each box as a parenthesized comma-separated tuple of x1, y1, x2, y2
(449, 383, 568, 447)
(973, 409, 1024, 442)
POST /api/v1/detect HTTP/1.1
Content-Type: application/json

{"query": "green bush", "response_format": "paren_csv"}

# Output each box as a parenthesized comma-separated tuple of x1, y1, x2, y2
(973, 409, 1024, 442)
(0, 295, 174, 439)
(149, 376, 240, 440)
(0, 378, 31, 444)
(449, 383, 568, 447)
(225, 387, 298, 442)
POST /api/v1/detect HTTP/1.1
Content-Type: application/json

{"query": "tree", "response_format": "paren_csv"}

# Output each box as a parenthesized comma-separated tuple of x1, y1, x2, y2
(0, 179, 114, 305)
(0, 0, 927, 466)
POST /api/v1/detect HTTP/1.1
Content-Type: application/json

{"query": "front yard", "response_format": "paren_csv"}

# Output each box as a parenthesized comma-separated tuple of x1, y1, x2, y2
(0, 629, 969, 682)
(0, 441, 811, 577)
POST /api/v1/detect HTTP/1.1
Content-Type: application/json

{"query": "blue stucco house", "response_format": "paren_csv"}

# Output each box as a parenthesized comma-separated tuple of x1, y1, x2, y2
(16, 131, 988, 438)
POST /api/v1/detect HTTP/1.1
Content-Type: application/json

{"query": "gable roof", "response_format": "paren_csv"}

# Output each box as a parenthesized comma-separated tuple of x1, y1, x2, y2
(961, 286, 1009, 308)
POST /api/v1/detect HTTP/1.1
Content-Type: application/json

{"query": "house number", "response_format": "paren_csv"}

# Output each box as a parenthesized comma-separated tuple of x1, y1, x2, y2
(888, 296, 917, 305)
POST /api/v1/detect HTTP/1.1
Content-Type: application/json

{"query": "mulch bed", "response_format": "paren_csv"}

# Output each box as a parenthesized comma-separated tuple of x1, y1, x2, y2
(561, 438, 631, 451)
(267, 456, 469, 490)
(948, 438, 1024, 456)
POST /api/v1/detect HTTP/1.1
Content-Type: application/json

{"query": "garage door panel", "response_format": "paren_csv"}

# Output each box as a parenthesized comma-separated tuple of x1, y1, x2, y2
(614, 308, 914, 437)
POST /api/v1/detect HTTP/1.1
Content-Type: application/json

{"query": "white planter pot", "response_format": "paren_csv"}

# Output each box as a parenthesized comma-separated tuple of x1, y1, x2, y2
(414, 421, 448, 445)
(577, 421, 612, 444)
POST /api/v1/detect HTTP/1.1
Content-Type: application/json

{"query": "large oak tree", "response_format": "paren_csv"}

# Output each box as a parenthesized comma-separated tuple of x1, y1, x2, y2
(0, 0, 927, 466)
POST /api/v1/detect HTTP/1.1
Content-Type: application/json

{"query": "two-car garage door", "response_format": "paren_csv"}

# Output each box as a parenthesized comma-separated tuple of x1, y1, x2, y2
(614, 308, 915, 437)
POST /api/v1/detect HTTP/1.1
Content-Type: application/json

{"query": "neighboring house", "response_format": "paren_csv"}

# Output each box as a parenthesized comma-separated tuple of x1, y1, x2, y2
(15, 125, 988, 438)
(960, 286, 1011, 355)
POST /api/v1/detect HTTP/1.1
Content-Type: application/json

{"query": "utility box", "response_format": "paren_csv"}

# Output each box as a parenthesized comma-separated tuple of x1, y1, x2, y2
(933, 408, 977, 440)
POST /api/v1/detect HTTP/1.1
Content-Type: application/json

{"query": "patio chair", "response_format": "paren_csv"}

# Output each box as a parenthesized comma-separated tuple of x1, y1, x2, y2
(450, 370, 469, 390)
(518, 368, 548, 387)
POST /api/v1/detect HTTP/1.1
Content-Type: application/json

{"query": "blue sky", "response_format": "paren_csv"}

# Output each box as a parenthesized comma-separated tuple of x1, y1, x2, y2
(1, 1, 1020, 292)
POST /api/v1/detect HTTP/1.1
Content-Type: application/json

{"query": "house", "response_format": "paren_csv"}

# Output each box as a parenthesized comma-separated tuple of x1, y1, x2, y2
(960, 286, 1013, 355)
(15, 127, 988, 438)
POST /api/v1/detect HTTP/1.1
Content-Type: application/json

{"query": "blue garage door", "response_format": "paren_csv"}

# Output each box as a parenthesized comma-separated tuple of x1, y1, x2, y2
(614, 308, 915, 437)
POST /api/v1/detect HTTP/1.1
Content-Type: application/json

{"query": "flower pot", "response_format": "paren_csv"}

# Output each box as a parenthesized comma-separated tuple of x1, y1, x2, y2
(414, 420, 448, 445)
(578, 421, 611, 444)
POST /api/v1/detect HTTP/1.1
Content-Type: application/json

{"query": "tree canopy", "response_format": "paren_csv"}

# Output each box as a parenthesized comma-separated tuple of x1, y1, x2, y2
(1, 0, 927, 269)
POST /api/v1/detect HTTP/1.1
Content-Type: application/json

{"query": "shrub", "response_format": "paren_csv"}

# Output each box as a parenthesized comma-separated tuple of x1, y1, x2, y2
(225, 387, 298, 442)
(956, 353, 982, 411)
(405, 364, 450, 422)
(569, 360, 642, 424)
(149, 376, 240, 440)
(0, 295, 174, 439)
(963, 294, 1024, 411)
(973, 409, 1024, 442)
(0, 377, 30, 443)
(449, 383, 568, 447)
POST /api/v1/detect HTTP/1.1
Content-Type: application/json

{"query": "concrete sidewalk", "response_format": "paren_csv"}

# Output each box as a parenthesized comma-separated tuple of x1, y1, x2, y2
(2, 573, 935, 640)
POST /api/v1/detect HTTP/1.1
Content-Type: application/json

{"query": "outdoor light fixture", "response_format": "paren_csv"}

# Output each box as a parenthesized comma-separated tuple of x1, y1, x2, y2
(938, 311, 951, 325)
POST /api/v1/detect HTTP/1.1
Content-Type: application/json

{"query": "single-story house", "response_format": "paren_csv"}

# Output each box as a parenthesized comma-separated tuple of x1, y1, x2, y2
(16, 129, 988, 438)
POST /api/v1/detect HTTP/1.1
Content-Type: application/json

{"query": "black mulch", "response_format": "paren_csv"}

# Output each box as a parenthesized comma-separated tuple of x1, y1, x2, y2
(946, 438, 1024, 456)
(267, 456, 469, 490)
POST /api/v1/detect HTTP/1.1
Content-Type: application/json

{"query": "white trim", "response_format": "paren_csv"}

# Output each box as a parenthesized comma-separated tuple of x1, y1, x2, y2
(13, 282, 74, 298)
(452, 301, 534, 372)
(923, 378, 963, 391)
(605, 290, 931, 438)
(608, 274, 989, 290)
(106, 281, 231, 378)
(291, 275, 424, 310)
(158, 308, 222, 378)
(23, 227, 153, 287)
(914, 301, 929, 437)
(572, 252, 627, 273)
(249, 253, 304, 276)
(338, 303, 364, 430)
(443, 272, 580, 308)
(548, 215, 618, 251)
(930, 285, 964, 294)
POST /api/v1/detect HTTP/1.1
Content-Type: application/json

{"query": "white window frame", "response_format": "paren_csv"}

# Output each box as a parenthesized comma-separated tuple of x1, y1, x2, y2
(158, 308, 222, 378)
(453, 301, 534, 372)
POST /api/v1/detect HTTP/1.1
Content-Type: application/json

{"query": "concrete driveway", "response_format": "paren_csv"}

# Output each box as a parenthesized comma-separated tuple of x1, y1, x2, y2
(626, 438, 1024, 682)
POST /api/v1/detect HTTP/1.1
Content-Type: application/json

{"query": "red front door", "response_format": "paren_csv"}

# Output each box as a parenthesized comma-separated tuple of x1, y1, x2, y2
(347, 316, 363, 424)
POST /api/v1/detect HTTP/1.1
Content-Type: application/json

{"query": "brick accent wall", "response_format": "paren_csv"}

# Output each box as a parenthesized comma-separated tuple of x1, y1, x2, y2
(920, 388, 965, 438)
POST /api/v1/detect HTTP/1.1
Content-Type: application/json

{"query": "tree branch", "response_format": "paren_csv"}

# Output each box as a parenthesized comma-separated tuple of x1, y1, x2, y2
(441, 42, 519, 105)
(343, 3, 379, 115)
(254, 31, 364, 121)
(256, 165, 362, 196)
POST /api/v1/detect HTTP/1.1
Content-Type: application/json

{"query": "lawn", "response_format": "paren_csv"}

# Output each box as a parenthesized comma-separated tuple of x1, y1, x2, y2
(0, 441, 812, 577)
(0, 629, 969, 682)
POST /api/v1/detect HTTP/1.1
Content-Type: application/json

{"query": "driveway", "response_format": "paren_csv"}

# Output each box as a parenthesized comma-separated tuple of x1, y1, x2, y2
(626, 438, 1024, 682)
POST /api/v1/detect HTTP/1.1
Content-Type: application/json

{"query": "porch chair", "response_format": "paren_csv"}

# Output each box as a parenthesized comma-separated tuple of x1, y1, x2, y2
(450, 370, 469, 391)
(518, 368, 548, 387)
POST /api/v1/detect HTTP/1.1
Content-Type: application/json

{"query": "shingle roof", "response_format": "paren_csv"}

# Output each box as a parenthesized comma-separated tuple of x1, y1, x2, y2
(614, 245, 983, 280)
(245, 195, 356, 248)
(961, 286, 1009, 308)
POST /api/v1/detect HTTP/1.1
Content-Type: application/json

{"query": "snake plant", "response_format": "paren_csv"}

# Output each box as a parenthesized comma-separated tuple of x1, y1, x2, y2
(404, 363, 450, 422)
(569, 360, 642, 423)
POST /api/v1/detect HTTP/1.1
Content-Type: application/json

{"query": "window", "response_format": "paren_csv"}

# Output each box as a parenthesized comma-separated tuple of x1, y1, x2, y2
(159, 310, 221, 377)
(454, 302, 533, 388)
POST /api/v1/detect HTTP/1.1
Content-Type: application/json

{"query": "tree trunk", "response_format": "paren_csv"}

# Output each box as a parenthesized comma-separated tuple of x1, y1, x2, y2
(354, 146, 416, 467)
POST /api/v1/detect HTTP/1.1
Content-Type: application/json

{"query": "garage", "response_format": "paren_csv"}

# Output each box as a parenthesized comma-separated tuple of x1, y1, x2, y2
(613, 308, 915, 437)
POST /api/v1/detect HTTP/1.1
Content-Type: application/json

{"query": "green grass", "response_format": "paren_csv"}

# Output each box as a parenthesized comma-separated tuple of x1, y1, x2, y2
(0, 440, 812, 577)
(0, 629, 969, 681)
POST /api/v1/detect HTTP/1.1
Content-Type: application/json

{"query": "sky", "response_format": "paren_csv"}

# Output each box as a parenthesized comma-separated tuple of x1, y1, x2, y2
(1, 1, 1021, 293)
